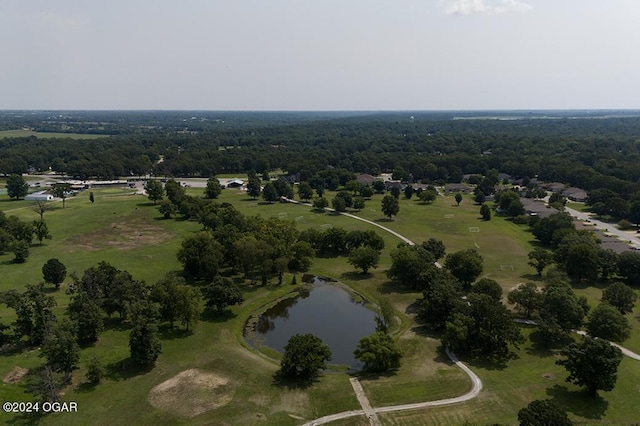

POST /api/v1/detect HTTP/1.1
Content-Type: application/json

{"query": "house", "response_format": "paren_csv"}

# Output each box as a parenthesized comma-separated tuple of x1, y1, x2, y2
(498, 173, 513, 183)
(384, 180, 405, 191)
(25, 191, 54, 201)
(521, 198, 558, 218)
(356, 174, 376, 186)
(542, 182, 566, 193)
(444, 183, 471, 194)
(226, 179, 244, 188)
(562, 187, 588, 202)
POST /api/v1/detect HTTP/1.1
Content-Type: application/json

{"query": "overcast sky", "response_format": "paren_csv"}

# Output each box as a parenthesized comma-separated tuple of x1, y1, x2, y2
(1, 0, 639, 110)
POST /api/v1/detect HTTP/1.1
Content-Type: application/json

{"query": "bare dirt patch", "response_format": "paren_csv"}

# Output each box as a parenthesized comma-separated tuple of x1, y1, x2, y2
(3, 366, 29, 384)
(542, 373, 555, 380)
(64, 217, 173, 252)
(148, 369, 234, 418)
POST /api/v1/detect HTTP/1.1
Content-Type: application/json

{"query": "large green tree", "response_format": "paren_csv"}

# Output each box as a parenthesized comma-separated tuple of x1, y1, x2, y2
(354, 332, 402, 373)
(528, 248, 553, 276)
(67, 289, 103, 343)
(444, 249, 483, 289)
(508, 282, 542, 318)
(586, 303, 631, 342)
(144, 179, 164, 204)
(42, 258, 66, 289)
(177, 232, 224, 281)
(204, 277, 244, 312)
(381, 194, 399, 219)
(204, 177, 222, 199)
(40, 319, 80, 381)
(6, 174, 28, 200)
(348, 246, 380, 274)
(601, 282, 637, 314)
(279, 333, 332, 380)
(517, 399, 572, 426)
(556, 336, 623, 397)
(129, 322, 162, 367)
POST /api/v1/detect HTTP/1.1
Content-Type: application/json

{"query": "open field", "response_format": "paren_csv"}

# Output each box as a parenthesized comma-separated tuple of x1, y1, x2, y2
(0, 130, 110, 139)
(0, 187, 638, 425)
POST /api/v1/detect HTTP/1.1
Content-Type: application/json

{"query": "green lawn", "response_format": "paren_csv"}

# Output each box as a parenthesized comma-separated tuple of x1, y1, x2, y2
(0, 187, 638, 425)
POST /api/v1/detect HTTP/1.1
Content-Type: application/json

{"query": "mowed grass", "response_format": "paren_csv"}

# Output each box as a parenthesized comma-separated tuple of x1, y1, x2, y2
(0, 186, 638, 425)
(0, 129, 109, 139)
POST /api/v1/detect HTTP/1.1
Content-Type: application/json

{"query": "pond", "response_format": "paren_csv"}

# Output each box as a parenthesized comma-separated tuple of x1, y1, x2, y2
(247, 278, 377, 370)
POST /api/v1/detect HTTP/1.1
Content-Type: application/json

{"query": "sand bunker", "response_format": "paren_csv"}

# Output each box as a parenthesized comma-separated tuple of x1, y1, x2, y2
(148, 369, 234, 418)
(3, 366, 29, 384)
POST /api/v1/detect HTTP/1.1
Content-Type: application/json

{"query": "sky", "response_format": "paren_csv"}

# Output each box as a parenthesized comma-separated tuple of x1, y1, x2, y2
(1, 0, 640, 111)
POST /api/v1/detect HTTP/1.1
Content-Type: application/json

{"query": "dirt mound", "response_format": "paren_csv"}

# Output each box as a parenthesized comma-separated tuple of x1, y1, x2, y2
(148, 369, 234, 418)
(3, 366, 29, 384)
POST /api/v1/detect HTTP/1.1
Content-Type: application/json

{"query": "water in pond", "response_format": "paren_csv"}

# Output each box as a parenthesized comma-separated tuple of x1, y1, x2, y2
(250, 279, 377, 370)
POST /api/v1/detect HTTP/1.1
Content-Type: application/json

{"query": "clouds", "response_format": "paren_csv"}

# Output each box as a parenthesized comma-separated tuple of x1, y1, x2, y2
(441, 0, 532, 15)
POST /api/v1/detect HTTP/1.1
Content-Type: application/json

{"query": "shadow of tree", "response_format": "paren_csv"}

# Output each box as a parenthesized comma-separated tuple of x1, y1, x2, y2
(528, 330, 574, 353)
(158, 324, 192, 340)
(340, 271, 372, 282)
(546, 384, 609, 420)
(201, 309, 237, 323)
(378, 280, 416, 295)
(271, 370, 318, 390)
(105, 358, 153, 381)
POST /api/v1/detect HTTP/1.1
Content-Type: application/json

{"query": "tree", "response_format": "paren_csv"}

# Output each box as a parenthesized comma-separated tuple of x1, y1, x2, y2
(381, 194, 399, 220)
(158, 198, 177, 219)
(454, 193, 463, 206)
(86, 355, 105, 385)
(175, 285, 202, 331)
(404, 185, 414, 199)
(151, 273, 184, 327)
(354, 332, 402, 373)
(31, 200, 54, 221)
(12, 284, 56, 346)
(352, 196, 365, 211)
(204, 277, 244, 312)
(164, 178, 185, 205)
(51, 183, 72, 208)
(361, 185, 374, 199)
(262, 182, 279, 203)
(144, 179, 164, 204)
(556, 336, 623, 396)
(517, 400, 572, 426)
(528, 248, 553, 276)
(508, 282, 541, 318)
(42, 258, 67, 289)
(422, 238, 446, 261)
(597, 248, 619, 280)
(33, 220, 52, 245)
(247, 177, 262, 199)
(331, 196, 346, 212)
(417, 271, 463, 330)
(418, 189, 437, 204)
(6, 174, 29, 200)
(442, 293, 524, 360)
(177, 232, 224, 281)
(538, 281, 589, 344)
(480, 203, 491, 220)
(279, 333, 332, 380)
(348, 247, 380, 274)
(89, 191, 95, 203)
(474, 190, 486, 204)
(444, 249, 483, 288)
(312, 197, 329, 211)
(471, 278, 502, 301)
(387, 244, 437, 290)
(532, 213, 574, 246)
(298, 182, 314, 200)
(586, 303, 631, 342)
(390, 186, 401, 199)
(129, 322, 162, 367)
(564, 243, 599, 281)
(617, 251, 640, 285)
(11, 240, 29, 263)
(373, 180, 385, 193)
(40, 319, 80, 381)
(67, 289, 103, 343)
(204, 177, 222, 199)
(601, 282, 637, 314)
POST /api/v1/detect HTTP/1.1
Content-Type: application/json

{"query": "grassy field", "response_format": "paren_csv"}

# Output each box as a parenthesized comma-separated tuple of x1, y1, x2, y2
(0, 187, 638, 425)
(0, 130, 109, 139)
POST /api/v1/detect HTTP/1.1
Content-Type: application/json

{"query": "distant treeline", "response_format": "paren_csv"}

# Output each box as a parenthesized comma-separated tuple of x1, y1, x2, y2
(2, 111, 640, 200)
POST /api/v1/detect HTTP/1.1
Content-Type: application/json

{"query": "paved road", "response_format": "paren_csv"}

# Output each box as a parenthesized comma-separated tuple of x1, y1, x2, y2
(565, 206, 640, 247)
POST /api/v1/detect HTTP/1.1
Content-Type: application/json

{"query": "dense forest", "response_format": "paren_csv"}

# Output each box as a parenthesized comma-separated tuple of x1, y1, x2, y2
(3, 109, 640, 206)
